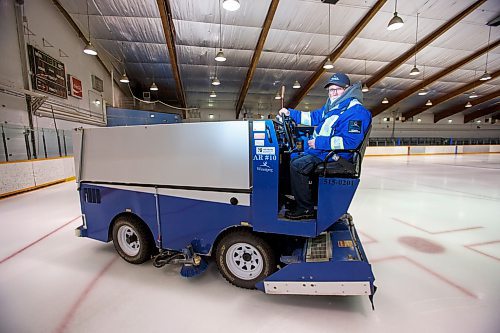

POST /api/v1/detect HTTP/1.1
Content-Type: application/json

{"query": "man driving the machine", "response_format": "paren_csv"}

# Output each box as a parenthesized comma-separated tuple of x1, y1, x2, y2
(278, 72, 372, 220)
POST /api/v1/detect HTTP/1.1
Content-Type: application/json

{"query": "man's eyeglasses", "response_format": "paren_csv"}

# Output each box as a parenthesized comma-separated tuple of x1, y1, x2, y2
(327, 87, 344, 93)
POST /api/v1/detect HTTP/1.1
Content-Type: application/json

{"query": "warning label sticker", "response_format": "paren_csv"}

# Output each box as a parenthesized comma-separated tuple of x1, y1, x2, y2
(338, 240, 354, 248)
(253, 121, 265, 132)
(254, 132, 265, 140)
(254, 140, 265, 146)
(256, 147, 275, 155)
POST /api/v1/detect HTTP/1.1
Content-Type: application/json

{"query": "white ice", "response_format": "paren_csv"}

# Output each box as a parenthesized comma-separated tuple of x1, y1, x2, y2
(1, 154, 499, 333)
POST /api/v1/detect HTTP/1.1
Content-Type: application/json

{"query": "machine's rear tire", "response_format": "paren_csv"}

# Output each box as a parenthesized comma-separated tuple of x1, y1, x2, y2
(112, 216, 154, 264)
(215, 230, 276, 289)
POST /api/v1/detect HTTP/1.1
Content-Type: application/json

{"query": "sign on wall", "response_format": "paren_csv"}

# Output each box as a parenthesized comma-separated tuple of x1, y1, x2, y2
(91, 75, 103, 92)
(27, 45, 67, 99)
(67, 74, 83, 99)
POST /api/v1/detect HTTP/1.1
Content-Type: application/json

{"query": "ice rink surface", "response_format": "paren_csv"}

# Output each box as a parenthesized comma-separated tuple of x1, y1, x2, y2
(1, 154, 499, 333)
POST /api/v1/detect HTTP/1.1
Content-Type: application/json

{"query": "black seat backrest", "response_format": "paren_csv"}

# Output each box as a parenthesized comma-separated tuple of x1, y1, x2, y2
(314, 123, 372, 179)
(353, 124, 372, 176)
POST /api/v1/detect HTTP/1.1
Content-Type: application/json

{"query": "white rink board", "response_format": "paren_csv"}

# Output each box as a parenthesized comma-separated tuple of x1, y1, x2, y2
(0, 162, 35, 194)
(366, 145, 500, 156)
(0, 157, 75, 195)
(366, 146, 408, 155)
(491, 145, 500, 153)
(463, 145, 492, 153)
(74, 122, 251, 190)
(419, 146, 456, 154)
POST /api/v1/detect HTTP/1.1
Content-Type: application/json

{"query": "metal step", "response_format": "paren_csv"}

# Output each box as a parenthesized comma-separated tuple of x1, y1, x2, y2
(305, 232, 332, 262)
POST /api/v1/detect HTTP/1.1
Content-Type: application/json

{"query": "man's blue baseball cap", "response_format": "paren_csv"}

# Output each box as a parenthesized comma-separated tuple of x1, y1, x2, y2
(324, 72, 351, 89)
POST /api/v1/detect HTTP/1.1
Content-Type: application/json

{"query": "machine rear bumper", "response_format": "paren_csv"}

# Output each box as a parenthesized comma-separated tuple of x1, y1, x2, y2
(75, 224, 88, 237)
(256, 219, 376, 296)
(263, 280, 371, 296)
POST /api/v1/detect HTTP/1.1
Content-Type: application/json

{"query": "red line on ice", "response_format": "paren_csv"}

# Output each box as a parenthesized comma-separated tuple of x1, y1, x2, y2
(0, 215, 81, 264)
(464, 240, 500, 262)
(357, 230, 377, 244)
(392, 217, 483, 234)
(372, 255, 477, 299)
(55, 257, 118, 333)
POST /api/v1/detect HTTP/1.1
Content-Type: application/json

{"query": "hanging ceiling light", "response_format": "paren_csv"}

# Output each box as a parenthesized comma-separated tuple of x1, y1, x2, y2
(480, 26, 492, 81)
(118, 42, 129, 83)
(409, 65, 420, 76)
(293, 53, 301, 89)
(479, 71, 491, 81)
(209, 91, 217, 98)
(119, 73, 129, 83)
(215, 2, 227, 62)
(465, 101, 472, 108)
(387, 0, 404, 31)
(211, 77, 221, 86)
(409, 13, 420, 76)
(222, 0, 240, 11)
(416, 65, 429, 94)
(150, 82, 158, 91)
(323, 59, 334, 70)
(425, 99, 432, 106)
(215, 49, 226, 62)
(274, 91, 282, 100)
(83, 0, 97, 56)
(418, 88, 428, 96)
(323, 5, 334, 70)
(83, 42, 97, 56)
(468, 70, 479, 97)
(382, 97, 389, 104)
(362, 60, 369, 92)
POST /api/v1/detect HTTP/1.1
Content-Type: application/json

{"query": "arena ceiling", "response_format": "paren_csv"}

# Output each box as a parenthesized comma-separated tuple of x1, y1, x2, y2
(54, 0, 499, 122)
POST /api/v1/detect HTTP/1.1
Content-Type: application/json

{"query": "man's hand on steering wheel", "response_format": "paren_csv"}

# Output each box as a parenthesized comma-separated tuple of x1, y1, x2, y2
(278, 108, 290, 117)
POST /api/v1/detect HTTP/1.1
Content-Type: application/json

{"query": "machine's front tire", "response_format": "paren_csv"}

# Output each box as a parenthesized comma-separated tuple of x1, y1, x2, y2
(215, 231, 276, 289)
(112, 216, 154, 264)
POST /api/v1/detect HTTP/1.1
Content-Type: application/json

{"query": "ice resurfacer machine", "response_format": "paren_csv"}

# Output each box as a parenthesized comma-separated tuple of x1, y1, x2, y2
(74, 118, 376, 304)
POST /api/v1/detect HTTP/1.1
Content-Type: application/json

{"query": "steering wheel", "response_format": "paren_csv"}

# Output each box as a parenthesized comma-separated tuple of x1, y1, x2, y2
(274, 115, 297, 152)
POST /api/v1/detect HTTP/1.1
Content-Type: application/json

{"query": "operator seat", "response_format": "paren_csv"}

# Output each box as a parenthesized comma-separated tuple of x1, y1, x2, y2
(314, 125, 372, 179)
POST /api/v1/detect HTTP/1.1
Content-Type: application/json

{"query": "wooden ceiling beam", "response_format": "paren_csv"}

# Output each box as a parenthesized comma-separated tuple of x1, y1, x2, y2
(365, 0, 486, 90)
(235, 0, 280, 119)
(403, 69, 500, 119)
(286, 0, 387, 109)
(464, 104, 500, 123)
(434, 90, 500, 123)
(371, 39, 500, 117)
(157, 0, 187, 110)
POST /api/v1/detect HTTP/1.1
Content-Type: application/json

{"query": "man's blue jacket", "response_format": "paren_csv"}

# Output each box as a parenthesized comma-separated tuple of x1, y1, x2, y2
(287, 82, 372, 161)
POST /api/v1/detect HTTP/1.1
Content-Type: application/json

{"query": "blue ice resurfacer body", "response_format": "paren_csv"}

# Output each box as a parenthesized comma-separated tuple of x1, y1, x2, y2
(74, 119, 375, 301)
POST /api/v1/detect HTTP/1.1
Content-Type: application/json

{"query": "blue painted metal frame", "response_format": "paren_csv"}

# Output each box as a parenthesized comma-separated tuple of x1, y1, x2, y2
(249, 120, 358, 238)
(79, 184, 159, 242)
(256, 221, 375, 294)
(158, 194, 251, 254)
(250, 120, 316, 237)
(317, 178, 359, 234)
